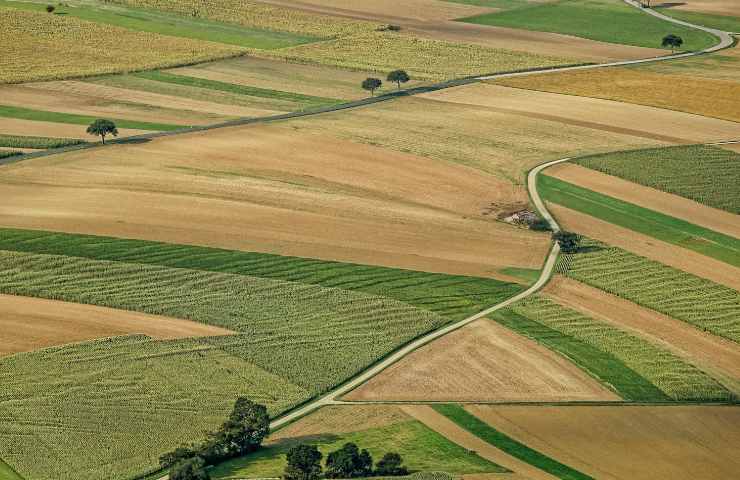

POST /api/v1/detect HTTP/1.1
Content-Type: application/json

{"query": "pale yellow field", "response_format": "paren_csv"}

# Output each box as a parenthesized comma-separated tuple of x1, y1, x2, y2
(0, 118, 146, 139)
(671, 0, 740, 16)
(467, 405, 740, 480)
(0, 122, 550, 277)
(0, 8, 243, 84)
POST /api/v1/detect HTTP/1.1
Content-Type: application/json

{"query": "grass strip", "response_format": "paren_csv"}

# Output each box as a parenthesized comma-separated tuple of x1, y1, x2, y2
(538, 174, 740, 267)
(0, 151, 23, 160)
(574, 145, 740, 214)
(432, 404, 594, 480)
(0, 134, 86, 149)
(0, 105, 183, 132)
(656, 8, 740, 33)
(458, 0, 717, 51)
(134, 70, 342, 106)
(490, 309, 669, 401)
(0, 458, 24, 480)
(0, 0, 315, 49)
(0, 228, 521, 321)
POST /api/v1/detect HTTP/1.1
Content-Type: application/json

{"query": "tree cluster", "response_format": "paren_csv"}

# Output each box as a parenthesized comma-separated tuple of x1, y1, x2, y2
(160, 398, 270, 480)
(362, 70, 411, 96)
(552, 231, 580, 253)
(284, 443, 407, 480)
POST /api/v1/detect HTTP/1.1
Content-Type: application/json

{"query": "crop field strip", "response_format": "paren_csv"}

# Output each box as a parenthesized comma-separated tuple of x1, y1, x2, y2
(556, 238, 740, 344)
(433, 404, 593, 480)
(0, 228, 522, 322)
(458, 0, 718, 51)
(492, 297, 731, 401)
(0, 135, 85, 149)
(0, 335, 309, 480)
(573, 145, 740, 214)
(656, 7, 740, 33)
(0, 105, 182, 132)
(538, 175, 740, 267)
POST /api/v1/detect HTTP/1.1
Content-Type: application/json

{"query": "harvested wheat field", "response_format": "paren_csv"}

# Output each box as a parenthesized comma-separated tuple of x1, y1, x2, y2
(401, 405, 556, 480)
(495, 67, 740, 122)
(259, 0, 661, 62)
(546, 162, 740, 238)
(671, 0, 740, 15)
(271, 405, 411, 440)
(0, 122, 550, 277)
(288, 97, 667, 182)
(548, 204, 740, 290)
(344, 319, 618, 402)
(544, 277, 740, 394)
(466, 405, 740, 480)
(0, 294, 234, 357)
(0, 117, 145, 139)
(422, 84, 740, 143)
(0, 81, 271, 125)
(721, 143, 740, 153)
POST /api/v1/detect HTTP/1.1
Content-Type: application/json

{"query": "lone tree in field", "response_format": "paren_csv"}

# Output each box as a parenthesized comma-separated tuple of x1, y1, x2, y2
(325, 443, 373, 478)
(662, 34, 684, 53)
(284, 444, 323, 480)
(553, 231, 580, 254)
(361, 77, 382, 96)
(86, 119, 118, 144)
(170, 456, 210, 480)
(375, 452, 408, 476)
(387, 69, 410, 90)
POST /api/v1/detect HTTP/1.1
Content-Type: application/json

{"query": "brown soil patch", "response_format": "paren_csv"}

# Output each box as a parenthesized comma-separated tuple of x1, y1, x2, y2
(0, 117, 145, 138)
(271, 405, 410, 441)
(0, 122, 550, 277)
(344, 319, 618, 402)
(466, 405, 740, 480)
(422, 84, 740, 143)
(671, 0, 740, 16)
(258, 0, 660, 62)
(547, 163, 740, 238)
(401, 405, 557, 480)
(544, 277, 740, 394)
(495, 67, 740, 123)
(0, 294, 234, 356)
(0, 83, 238, 127)
(549, 204, 740, 290)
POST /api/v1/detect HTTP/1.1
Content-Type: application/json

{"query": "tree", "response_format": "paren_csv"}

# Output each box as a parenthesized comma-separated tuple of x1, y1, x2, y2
(325, 443, 373, 478)
(361, 78, 382, 96)
(375, 452, 408, 476)
(86, 119, 118, 144)
(46, 5, 55, 13)
(553, 231, 580, 253)
(284, 444, 323, 480)
(387, 70, 410, 90)
(662, 34, 684, 53)
(159, 446, 197, 469)
(170, 457, 210, 480)
(214, 397, 270, 459)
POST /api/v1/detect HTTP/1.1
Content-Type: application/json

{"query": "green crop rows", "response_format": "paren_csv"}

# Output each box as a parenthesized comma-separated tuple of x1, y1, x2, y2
(574, 145, 740, 214)
(0, 151, 22, 160)
(0, 228, 521, 322)
(0, 105, 183, 132)
(557, 238, 740, 344)
(0, 134, 86, 149)
(0, 336, 307, 480)
(499, 296, 730, 401)
(433, 404, 592, 480)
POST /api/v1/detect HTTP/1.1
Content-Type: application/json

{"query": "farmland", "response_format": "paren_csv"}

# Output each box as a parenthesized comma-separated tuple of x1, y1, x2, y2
(494, 296, 731, 401)
(459, 0, 718, 51)
(538, 174, 740, 266)
(573, 145, 740, 214)
(556, 238, 740, 343)
(657, 7, 740, 32)
(0, 135, 85, 149)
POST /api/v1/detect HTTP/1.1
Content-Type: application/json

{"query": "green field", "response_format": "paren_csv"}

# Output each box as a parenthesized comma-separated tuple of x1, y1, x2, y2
(0, 229, 521, 322)
(0, 336, 307, 480)
(574, 145, 740, 214)
(0, 151, 22, 160)
(0, 459, 23, 480)
(445, 0, 535, 8)
(133, 71, 342, 108)
(493, 296, 730, 401)
(459, 0, 718, 50)
(0, 105, 183, 132)
(433, 404, 592, 480)
(0, 0, 315, 49)
(499, 266, 541, 283)
(539, 174, 740, 267)
(557, 238, 740, 343)
(211, 413, 504, 479)
(657, 8, 740, 33)
(0, 134, 86, 149)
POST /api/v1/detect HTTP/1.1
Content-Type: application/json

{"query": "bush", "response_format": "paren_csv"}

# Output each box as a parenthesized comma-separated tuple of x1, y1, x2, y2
(375, 452, 408, 476)
(325, 443, 373, 478)
(553, 231, 580, 253)
(46, 5, 55, 13)
(170, 457, 210, 480)
(529, 218, 551, 232)
(284, 444, 323, 480)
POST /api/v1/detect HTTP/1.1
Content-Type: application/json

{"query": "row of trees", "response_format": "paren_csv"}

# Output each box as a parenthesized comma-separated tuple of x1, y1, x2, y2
(160, 398, 270, 480)
(362, 70, 411, 96)
(285, 443, 407, 480)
